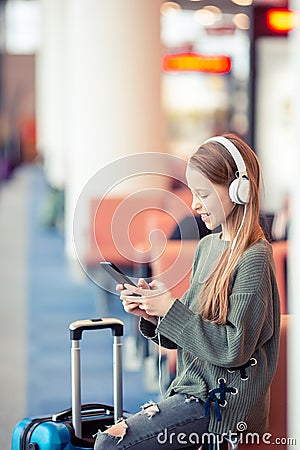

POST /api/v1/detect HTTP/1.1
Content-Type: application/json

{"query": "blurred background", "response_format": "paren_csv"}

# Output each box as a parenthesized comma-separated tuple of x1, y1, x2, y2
(1, 0, 299, 449)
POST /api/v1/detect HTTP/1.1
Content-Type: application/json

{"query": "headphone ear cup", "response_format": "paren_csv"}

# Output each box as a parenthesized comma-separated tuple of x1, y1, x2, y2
(229, 177, 250, 204)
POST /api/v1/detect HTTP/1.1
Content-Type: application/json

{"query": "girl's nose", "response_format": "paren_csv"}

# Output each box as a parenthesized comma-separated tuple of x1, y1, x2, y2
(191, 193, 202, 212)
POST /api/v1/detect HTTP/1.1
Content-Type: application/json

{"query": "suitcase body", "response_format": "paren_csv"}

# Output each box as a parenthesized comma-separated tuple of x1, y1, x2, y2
(12, 318, 124, 450)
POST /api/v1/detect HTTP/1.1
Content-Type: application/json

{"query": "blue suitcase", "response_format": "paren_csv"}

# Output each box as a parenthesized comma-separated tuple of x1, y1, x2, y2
(11, 318, 124, 449)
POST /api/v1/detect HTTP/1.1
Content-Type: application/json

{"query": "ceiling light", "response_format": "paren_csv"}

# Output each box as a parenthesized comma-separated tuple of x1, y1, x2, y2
(233, 13, 250, 30)
(161, 2, 181, 15)
(231, 0, 253, 6)
(203, 5, 222, 16)
(194, 9, 216, 26)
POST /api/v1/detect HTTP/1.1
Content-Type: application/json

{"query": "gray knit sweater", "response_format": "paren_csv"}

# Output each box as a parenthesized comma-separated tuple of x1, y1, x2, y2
(140, 233, 280, 436)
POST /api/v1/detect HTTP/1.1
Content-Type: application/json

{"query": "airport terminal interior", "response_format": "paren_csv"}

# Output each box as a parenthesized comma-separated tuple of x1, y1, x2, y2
(1, 0, 300, 449)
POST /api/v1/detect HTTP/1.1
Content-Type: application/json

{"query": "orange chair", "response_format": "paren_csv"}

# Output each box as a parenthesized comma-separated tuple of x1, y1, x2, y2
(86, 197, 125, 267)
(86, 194, 167, 268)
(150, 239, 199, 299)
(271, 241, 288, 314)
(85, 184, 194, 267)
(268, 314, 288, 448)
(133, 209, 180, 267)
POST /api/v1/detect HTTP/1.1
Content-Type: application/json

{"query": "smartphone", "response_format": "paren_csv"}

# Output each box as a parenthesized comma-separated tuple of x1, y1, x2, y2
(100, 262, 141, 296)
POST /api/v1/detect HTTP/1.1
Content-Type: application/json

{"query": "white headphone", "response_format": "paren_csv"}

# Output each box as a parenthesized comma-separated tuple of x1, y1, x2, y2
(203, 136, 250, 205)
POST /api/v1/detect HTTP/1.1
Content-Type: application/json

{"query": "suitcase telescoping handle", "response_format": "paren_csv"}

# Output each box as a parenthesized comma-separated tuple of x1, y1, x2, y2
(69, 318, 124, 439)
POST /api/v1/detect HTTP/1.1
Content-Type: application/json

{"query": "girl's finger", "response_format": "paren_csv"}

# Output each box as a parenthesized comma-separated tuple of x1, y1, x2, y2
(122, 300, 139, 308)
(121, 294, 145, 303)
(123, 283, 144, 296)
(137, 278, 150, 289)
(149, 279, 168, 293)
(120, 289, 135, 297)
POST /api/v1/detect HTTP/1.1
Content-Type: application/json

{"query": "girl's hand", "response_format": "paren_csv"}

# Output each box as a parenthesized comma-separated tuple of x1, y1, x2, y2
(117, 278, 176, 318)
(116, 278, 157, 324)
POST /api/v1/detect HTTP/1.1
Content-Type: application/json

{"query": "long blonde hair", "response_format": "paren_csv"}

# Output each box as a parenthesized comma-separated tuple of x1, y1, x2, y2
(189, 133, 265, 325)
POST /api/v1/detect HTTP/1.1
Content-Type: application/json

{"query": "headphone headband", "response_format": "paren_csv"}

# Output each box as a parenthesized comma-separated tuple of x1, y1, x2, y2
(203, 136, 247, 177)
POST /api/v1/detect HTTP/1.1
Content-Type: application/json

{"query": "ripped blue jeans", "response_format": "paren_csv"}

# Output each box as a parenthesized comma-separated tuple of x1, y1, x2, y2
(94, 393, 209, 449)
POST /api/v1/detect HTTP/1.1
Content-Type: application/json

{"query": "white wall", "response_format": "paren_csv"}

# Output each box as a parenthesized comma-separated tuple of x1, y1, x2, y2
(256, 38, 294, 212)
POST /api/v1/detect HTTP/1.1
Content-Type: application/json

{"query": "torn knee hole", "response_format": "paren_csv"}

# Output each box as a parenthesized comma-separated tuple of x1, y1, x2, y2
(141, 401, 160, 418)
(104, 420, 128, 439)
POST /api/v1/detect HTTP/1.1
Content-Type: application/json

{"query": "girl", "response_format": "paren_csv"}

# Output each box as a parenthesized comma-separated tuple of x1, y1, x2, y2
(95, 134, 280, 449)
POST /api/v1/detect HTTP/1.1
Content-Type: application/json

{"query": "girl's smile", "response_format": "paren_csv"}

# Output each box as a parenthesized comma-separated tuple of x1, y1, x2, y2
(200, 213, 211, 223)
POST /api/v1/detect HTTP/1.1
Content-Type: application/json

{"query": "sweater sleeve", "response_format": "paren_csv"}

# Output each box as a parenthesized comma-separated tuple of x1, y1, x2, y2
(156, 243, 278, 367)
(139, 318, 177, 349)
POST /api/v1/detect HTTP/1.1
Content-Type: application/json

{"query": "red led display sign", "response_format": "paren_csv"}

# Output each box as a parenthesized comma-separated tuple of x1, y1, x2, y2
(266, 9, 299, 33)
(162, 53, 232, 74)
